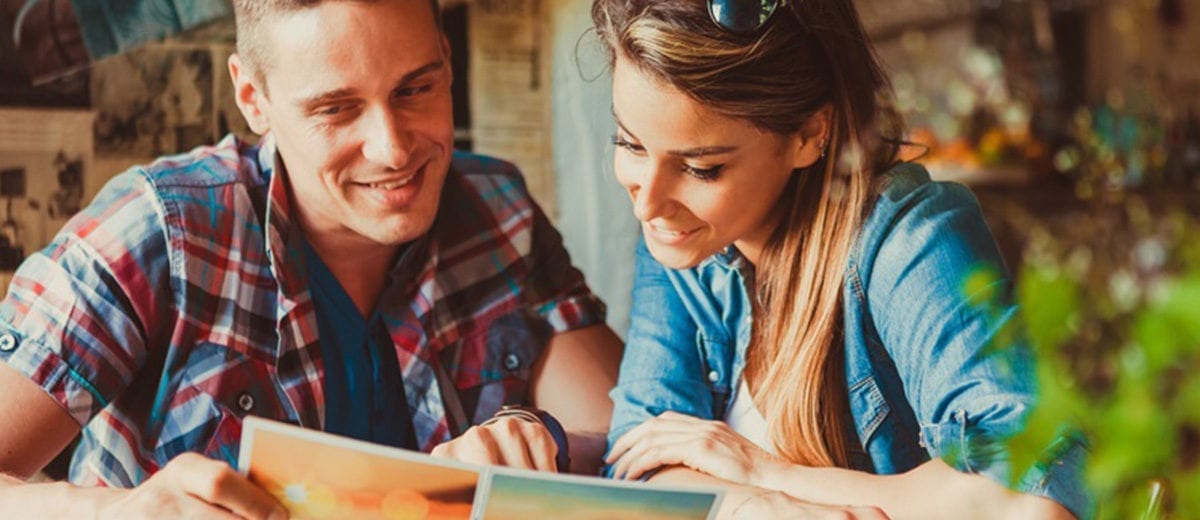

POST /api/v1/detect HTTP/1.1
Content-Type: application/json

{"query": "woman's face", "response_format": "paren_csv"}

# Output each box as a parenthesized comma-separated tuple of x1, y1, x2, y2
(611, 57, 816, 269)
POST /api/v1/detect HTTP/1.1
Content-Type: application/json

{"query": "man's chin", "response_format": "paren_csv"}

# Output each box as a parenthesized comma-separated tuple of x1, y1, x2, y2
(365, 214, 438, 246)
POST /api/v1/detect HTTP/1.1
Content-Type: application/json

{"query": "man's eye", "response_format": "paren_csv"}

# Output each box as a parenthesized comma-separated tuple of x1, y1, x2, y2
(316, 105, 351, 117)
(394, 84, 434, 98)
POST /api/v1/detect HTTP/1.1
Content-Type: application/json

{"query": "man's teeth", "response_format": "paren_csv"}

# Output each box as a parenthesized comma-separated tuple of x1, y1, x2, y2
(369, 177, 414, 190)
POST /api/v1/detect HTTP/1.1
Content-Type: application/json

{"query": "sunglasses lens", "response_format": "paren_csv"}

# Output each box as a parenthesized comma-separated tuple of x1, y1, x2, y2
(708, 0, 781, 34)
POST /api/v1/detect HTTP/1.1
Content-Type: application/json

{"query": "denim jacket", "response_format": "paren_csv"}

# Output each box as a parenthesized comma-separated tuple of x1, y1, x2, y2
(608, 162, 1091, 518)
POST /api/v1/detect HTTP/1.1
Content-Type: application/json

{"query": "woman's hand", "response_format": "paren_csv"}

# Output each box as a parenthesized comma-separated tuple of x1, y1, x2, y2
(607, 411, 786, 486)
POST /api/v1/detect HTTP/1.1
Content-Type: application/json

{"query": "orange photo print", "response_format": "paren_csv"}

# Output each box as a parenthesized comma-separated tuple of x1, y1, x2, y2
(238, 417, 479, 520)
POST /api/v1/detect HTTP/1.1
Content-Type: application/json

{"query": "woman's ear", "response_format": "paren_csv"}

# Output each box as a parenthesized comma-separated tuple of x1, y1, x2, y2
(790, 104, 834, 170)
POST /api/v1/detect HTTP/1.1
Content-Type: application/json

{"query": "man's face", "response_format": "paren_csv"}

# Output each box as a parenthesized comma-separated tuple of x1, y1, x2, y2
(249, 0, 454, 247)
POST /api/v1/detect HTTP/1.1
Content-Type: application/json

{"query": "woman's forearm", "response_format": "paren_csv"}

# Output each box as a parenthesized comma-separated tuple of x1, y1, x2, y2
(650, 466, 779, 518)
(650, 466, 887, 519)
(753, 458, 1075, 520)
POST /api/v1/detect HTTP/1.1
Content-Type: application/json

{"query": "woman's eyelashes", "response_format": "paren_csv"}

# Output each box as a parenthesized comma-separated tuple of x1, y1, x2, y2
(681, 163, 724, 181)
(611, 135, 644, 153)
(612, 135, 725, 181)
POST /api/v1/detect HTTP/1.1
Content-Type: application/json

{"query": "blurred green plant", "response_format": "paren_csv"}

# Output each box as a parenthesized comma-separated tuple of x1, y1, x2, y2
(973, 130, 1200, 518)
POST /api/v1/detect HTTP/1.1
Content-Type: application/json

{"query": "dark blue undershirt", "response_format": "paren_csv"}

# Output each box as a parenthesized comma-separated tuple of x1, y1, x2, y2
(302, 240, 416, 450)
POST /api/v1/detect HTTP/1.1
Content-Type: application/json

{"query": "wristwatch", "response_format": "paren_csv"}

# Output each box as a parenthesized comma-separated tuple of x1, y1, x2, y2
(487, 404, 571, 473)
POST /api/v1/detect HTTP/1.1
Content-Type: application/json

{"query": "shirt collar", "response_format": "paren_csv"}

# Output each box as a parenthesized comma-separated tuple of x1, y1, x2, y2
(257, 135, 310, 318)
(706, 243, 749, 271)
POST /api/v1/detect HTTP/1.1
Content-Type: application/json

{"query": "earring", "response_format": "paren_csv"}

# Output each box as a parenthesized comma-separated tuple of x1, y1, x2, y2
(819, 139, 827, 159)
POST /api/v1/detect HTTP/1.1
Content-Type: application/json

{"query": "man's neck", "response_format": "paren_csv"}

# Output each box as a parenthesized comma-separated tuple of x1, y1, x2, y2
(304, 233, 399, 318)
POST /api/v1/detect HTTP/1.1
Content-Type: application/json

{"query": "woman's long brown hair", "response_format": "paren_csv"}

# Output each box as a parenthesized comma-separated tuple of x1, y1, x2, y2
(593, 0, 903, 467)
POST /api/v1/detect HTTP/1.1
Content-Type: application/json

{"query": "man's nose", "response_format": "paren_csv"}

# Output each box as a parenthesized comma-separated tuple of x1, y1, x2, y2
(361, 108, 414, 170)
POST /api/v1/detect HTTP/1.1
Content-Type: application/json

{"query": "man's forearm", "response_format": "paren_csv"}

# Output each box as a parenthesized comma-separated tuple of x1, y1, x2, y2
(566, 430, 608, 475)
(0, 473, 119, 516)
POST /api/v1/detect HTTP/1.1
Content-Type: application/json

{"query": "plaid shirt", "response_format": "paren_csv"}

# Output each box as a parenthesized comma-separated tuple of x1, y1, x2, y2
(0, 135, 605, 487)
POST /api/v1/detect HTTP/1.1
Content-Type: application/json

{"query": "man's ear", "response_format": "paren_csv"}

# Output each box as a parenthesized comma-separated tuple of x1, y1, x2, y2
(790, 104, 834, 170)
(228, 54, 270, 135)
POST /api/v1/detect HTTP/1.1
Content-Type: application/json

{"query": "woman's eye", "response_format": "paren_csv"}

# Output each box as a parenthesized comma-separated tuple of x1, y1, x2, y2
(683, 164, 724, 181)
(611, 136, 645, 153)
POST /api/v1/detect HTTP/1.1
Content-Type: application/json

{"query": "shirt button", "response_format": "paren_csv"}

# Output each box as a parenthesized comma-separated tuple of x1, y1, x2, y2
(707, 370, 720, 383)
(0, 333, 16, 352)
(504, 353, 521, 371)
(237, 392, 255, 413)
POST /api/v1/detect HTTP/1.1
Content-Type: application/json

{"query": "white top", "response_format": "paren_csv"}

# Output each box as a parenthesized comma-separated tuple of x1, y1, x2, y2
(724, 378, 775, 454)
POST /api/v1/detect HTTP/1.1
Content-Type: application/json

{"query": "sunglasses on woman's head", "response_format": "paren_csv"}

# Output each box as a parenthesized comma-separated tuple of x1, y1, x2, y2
(707, 0, 789, 34)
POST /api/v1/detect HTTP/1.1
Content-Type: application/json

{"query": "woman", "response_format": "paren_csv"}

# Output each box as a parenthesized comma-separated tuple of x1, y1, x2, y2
(594, 0, 1089, 518)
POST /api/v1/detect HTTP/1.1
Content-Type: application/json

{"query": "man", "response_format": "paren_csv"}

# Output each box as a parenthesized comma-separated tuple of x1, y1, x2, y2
(0, 0, 622, 516)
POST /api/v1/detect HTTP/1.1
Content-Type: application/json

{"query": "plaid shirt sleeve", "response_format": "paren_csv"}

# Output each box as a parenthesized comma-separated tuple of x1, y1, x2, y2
(0, 169, 173, 427)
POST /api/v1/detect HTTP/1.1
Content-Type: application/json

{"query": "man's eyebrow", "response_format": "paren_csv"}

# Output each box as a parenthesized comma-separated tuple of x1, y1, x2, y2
(612, 108, 739, 158)
(394, 60, 446, 87)
(298, 87, 357, 111)
(296, 60, 446, 110)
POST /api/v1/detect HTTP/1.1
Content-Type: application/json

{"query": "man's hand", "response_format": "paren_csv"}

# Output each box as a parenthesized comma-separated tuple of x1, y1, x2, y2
(98, 453, 287, 519)
(430, 416, 558, 472)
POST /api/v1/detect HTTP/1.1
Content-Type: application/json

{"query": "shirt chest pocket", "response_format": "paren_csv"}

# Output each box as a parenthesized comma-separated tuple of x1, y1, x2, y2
(448, 309, 551, 425)
(696, 331, 734, 418)
(161, 342, 289, 466)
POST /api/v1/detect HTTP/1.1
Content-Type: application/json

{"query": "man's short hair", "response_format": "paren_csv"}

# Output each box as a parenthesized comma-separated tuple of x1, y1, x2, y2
(232, 0, 441, 77)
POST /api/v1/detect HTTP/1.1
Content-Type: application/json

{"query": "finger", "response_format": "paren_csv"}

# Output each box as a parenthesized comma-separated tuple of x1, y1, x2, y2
(518, 422, 558, 472)
(438, 427, 505, 466)
(623, 429, 724, 481)
(490, 419, 540, 470)
(430, 442, 451, 459)
(607, 418, 667, 463)
(655, 411, 714, 428)
(175, 495, 243, 520)
(168, 453, 286, 520)
(620, 442, 690, 481)
(608, 416, 711, 464)
(852, 505, 890, 520)
(611, 431, 694, 480)
(656, 410, 697, 421)
(617, 436, 693, 481)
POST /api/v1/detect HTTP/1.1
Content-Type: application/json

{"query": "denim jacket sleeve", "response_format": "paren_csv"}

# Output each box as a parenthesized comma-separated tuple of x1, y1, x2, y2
(858, 172, 1092, 518)
(605, 237, 715, 475)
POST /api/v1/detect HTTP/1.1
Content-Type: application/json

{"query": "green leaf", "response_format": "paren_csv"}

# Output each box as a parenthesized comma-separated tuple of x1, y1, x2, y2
(1017, 265, 1081, 355)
